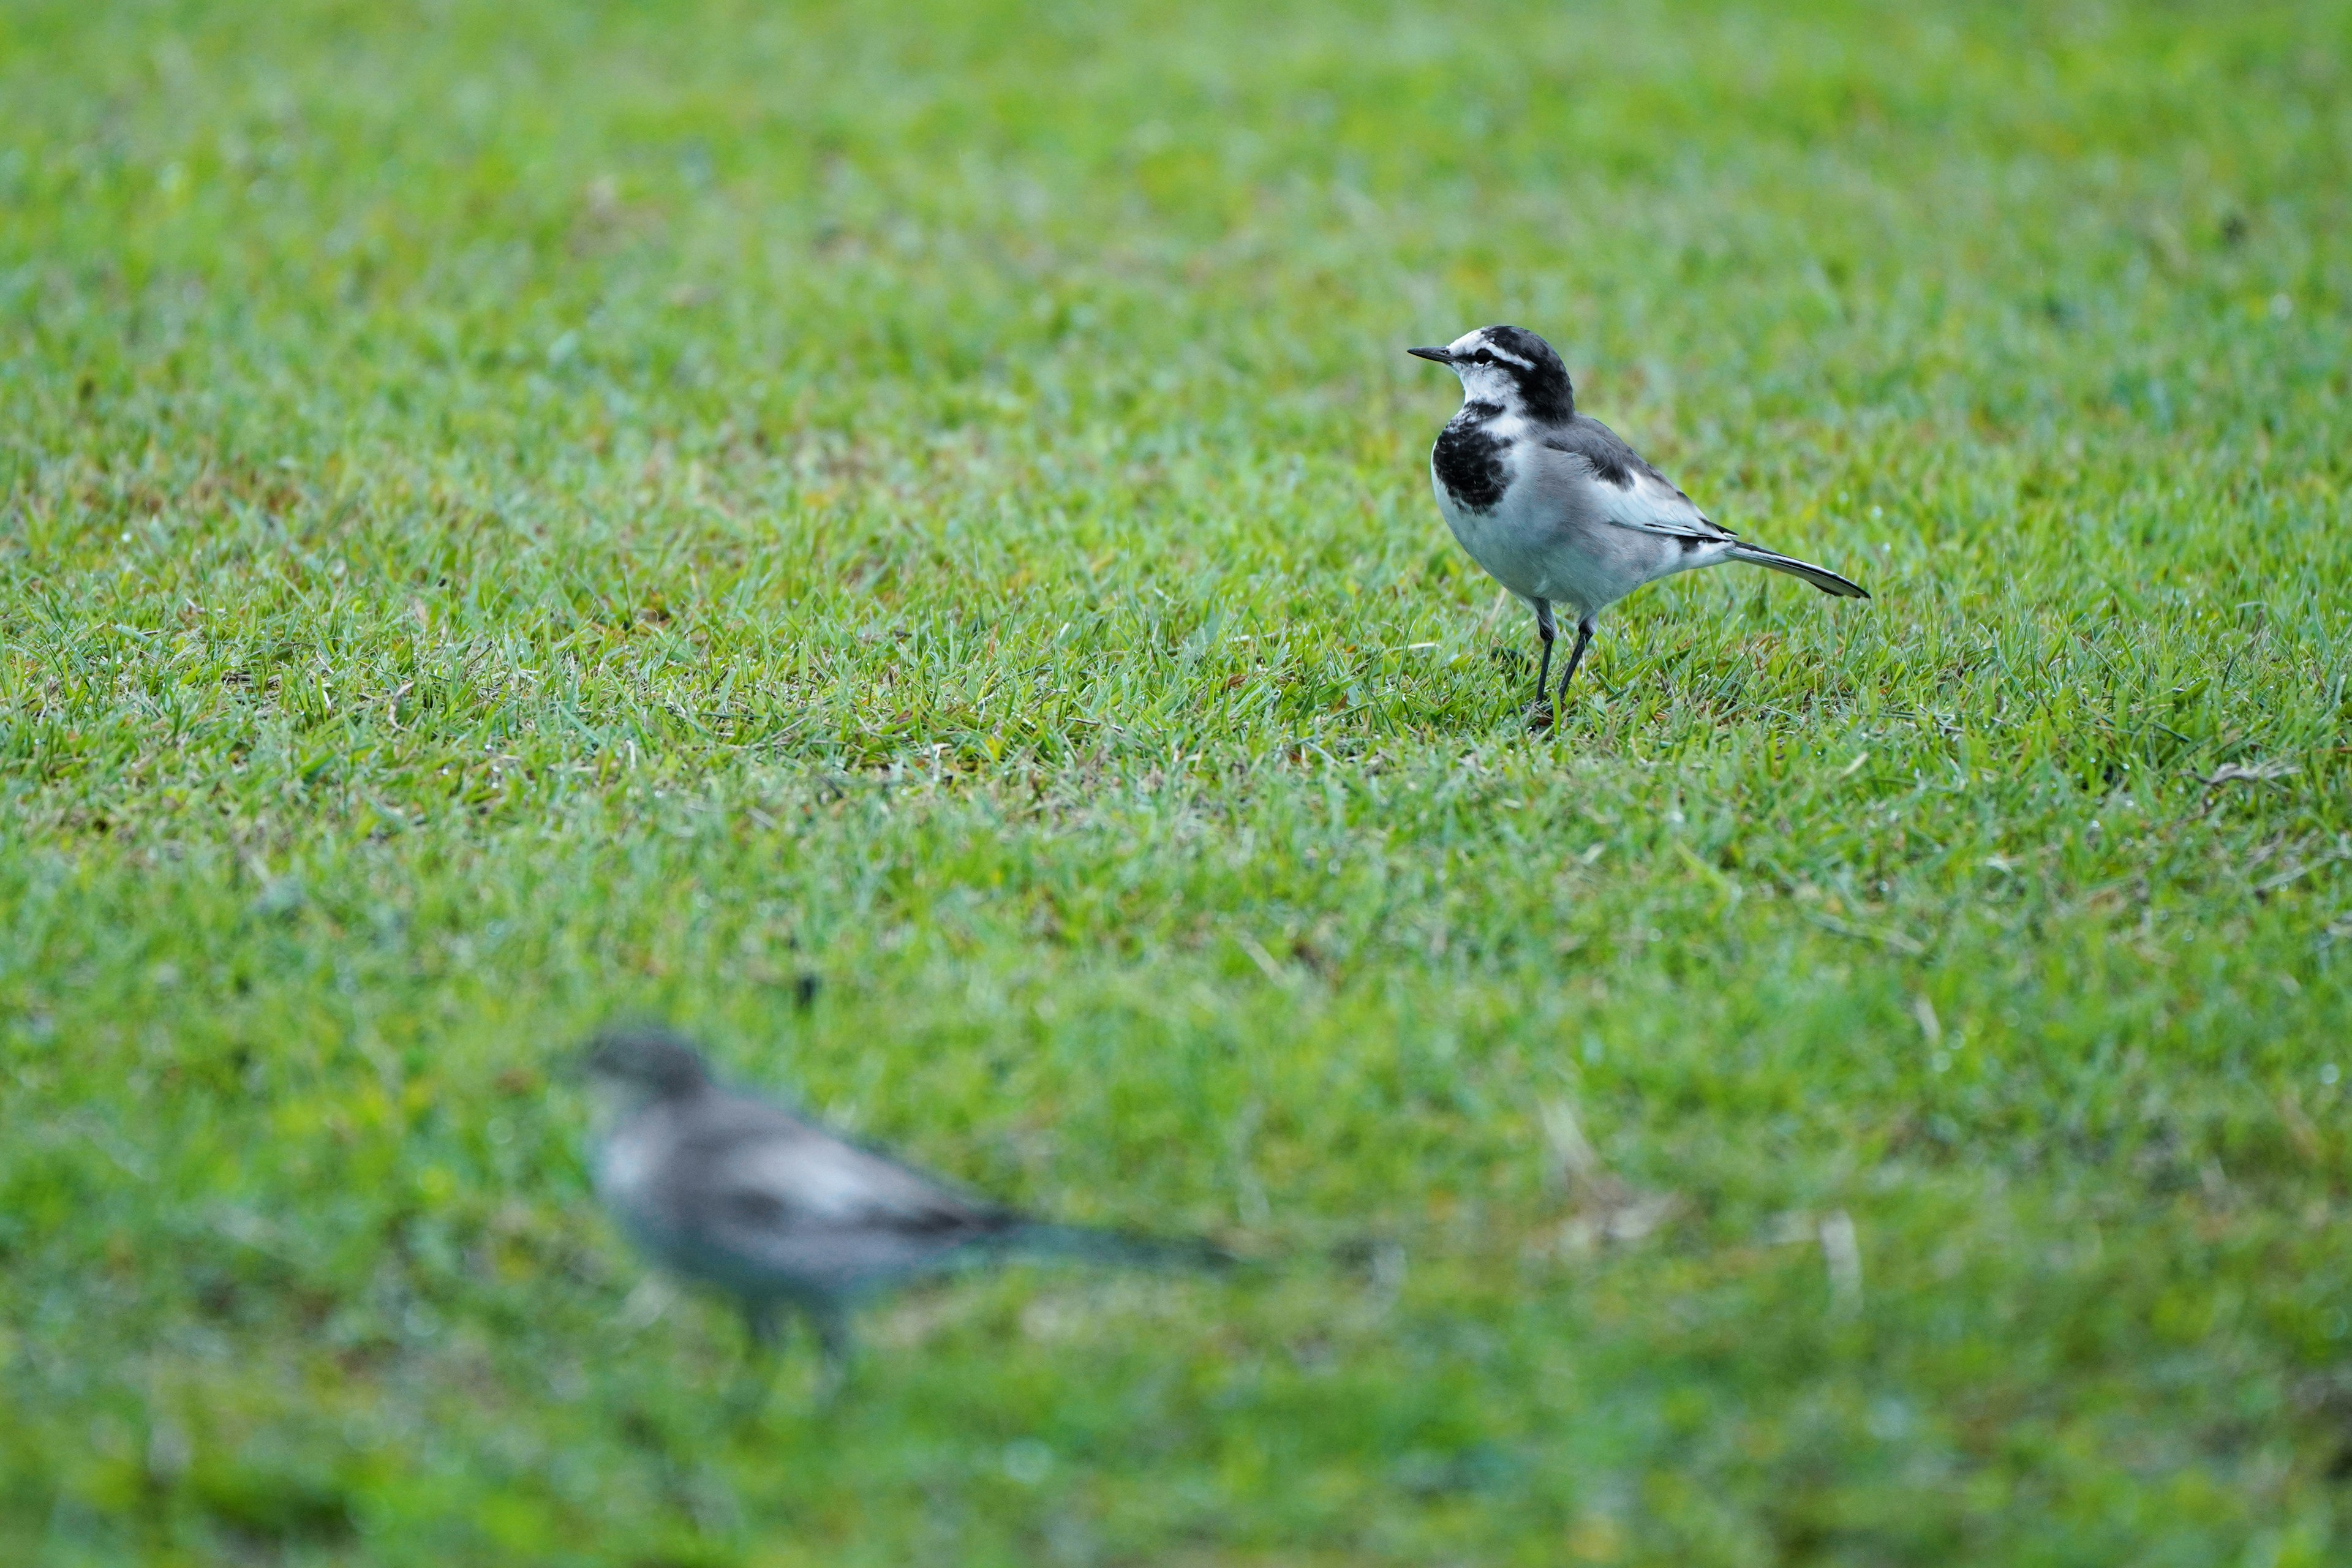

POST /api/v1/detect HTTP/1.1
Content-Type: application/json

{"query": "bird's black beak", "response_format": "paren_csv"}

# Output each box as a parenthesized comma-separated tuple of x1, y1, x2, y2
(1407, 346, 1454, 363)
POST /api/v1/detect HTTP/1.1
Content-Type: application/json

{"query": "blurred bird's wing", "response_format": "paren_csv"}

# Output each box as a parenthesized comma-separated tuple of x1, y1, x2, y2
(666, 1110, 1018, 1292)
(732, 1128, 996, 1233)
(670, 1101, 1009, 1241)
(1540, 418, 1736, 543)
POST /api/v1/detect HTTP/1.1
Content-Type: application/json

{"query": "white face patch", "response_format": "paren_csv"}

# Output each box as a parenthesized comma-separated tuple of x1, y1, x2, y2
(1444, 330, 1532, 412)
(597, 1119, 660, 1202)
(585, 1076, 648, 1131)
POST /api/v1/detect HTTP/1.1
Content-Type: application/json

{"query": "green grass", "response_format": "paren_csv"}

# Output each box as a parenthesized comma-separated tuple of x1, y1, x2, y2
(4, 0, 2350, 1561)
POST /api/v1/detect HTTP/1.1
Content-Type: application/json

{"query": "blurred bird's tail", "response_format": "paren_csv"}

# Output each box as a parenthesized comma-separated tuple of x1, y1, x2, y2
(986, 1221, 1235, 1272)
(1725, 545, 1870, 598)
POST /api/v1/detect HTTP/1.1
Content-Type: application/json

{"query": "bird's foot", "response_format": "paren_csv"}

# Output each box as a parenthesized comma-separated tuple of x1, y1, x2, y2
(1523, 699, 1557, 733)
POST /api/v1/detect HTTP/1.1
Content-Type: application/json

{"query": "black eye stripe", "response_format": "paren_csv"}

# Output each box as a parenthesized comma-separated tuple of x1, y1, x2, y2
(1460, 326, 1577, 421)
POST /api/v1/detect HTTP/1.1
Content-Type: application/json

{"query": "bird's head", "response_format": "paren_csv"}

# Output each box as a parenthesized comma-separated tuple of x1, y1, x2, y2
(1408, 325, 1575, 424)
(579, 1025, 714, 1109)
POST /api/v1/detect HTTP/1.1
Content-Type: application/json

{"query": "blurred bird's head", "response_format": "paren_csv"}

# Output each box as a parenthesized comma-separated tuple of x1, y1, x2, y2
(581, 1025, 714, 1109)
(1408, 325, 1575, 424)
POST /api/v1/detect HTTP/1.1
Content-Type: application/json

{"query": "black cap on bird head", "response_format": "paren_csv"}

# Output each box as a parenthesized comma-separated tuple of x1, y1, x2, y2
(581, 1025, 714, 1101)
(1407, 325, 1575, 424)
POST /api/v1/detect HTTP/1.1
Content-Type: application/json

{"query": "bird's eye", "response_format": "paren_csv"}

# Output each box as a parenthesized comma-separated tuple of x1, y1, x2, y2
(1472, 349, 1493, 364)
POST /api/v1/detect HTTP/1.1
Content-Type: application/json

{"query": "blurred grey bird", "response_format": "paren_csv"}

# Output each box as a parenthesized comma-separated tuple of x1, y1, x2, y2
(581, 1026, 1226, 1392)
(1409, 325, 1867, 725)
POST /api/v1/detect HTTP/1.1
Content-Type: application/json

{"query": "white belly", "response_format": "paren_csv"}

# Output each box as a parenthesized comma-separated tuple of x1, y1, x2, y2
(596, 1118, 663, 1214)
(1432, 466, 1679, 617)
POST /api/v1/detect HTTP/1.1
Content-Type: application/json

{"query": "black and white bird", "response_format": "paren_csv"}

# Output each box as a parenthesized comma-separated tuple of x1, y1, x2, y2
(1409, 325, 1867, 724)
(582, 1027, 1225, 1391)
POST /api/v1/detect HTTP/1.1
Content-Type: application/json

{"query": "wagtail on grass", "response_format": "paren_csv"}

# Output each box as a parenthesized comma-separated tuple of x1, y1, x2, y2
(582, 1027, 1226, 1394)
(1409, 325, 1867, 725)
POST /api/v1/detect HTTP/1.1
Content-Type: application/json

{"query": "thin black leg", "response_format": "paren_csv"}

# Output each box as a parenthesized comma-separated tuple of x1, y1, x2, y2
(810, 1305, 853, 1405)
(1531, 598, 1556, 714)
(731, 1300, 785, 1417)
(1556, 617, 1594, 706)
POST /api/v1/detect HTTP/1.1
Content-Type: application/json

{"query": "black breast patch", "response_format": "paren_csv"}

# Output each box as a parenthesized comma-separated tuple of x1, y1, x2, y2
(1432, 415, 1509, 513)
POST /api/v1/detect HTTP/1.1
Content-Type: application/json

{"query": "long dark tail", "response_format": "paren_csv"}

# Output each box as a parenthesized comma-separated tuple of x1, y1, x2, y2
(984, 1221, 1235, 1272)
(1725, 545, 1869, 598)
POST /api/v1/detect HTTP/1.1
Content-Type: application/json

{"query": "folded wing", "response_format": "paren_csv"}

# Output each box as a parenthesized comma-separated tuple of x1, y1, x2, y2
(663, 1107, 1018, 1290)
(1542, 418, 1735, 543)
(719, 1129, 995, 1235)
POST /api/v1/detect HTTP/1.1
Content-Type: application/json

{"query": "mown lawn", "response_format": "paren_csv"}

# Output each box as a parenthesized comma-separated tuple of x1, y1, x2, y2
(3, 0, 2349, 1562)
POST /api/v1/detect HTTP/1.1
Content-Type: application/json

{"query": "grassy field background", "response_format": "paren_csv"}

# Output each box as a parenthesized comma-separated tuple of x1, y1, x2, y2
(4, 0, 2350, 1561)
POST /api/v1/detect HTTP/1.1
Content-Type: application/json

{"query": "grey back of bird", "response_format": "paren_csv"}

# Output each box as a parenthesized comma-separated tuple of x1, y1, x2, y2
(597, 1087, 1026, 1308)
(584, 1027, 1230, 1370)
